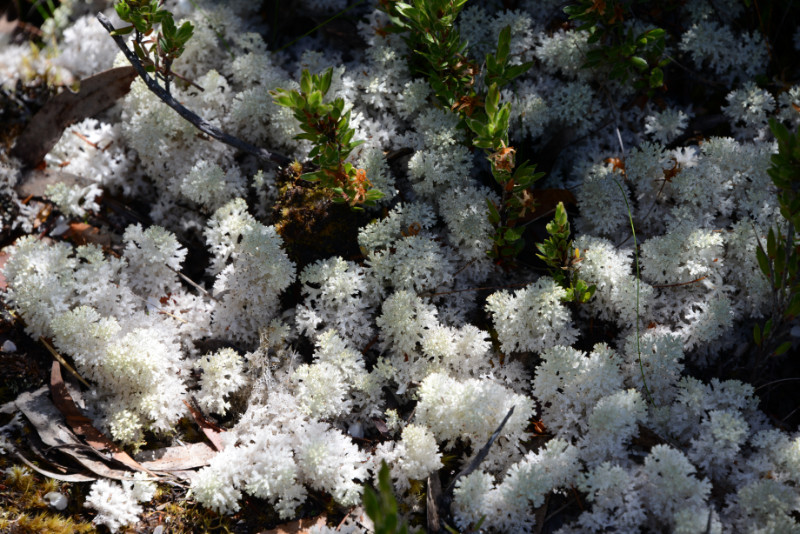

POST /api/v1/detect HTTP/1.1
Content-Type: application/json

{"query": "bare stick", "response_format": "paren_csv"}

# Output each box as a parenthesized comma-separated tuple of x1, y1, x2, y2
(446, 405, 515, 494)
(96, 12, 292, 167)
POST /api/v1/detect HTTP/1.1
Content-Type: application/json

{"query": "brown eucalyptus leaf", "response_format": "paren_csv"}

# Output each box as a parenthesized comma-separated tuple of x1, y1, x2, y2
(14, 168, 94, 199)
(11, 66, 137, 167)
(11, 449, 96, 482)
(15, 386, 141, 481)
(182, 400, 225, 452)
(49, 361, 158, 477)
(64, 222, 113, 247)
(0, 249, 8, 291)
(135, 442, 217, 471)
(258, 513, 327, 534)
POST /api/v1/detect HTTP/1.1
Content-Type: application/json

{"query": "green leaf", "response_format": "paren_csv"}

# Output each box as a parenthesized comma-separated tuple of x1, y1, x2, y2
(505, 227, 523, 242)
(630, 56, 648, 71)
(504, 62, 534, 81)
(787, 293, 800, 318)
(272, 93, 293, 108)
(300, 170, 324, 182)
(485, 84, 500, 118)
(464, 116, 487, 137)
(320, 67, 333, 96)
(754, 322, 762, 346)
(115, 2, 131, 21)
(774, 341, 793, 356)
(770, 118, 791, 148)
(584, 283, 597, 302)
(161, 14, 176, 38)
(307, 90, 323, 109)
(110, 25, 135, 36)
(177, 21, 194, 41)
(649, 67, 664, 88)
(300, 69, 312, 95)
(767, 227, 777, 258)
(495, 25, 511, 64)
(363, 487, 379, 519)
(486, 198, 501, 225)
(501, 246, 517, 257)
(366, 189, 385, 201)
(756, 246, 771, 279)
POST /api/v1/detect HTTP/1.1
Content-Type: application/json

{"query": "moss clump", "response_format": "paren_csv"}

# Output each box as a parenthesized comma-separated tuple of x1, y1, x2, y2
(271, 163, 367, 270)
(0, 461, 93, 534)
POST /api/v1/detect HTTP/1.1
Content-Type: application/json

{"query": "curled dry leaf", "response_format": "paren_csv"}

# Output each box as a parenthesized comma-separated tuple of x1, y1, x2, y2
(182, 399, 225, 452)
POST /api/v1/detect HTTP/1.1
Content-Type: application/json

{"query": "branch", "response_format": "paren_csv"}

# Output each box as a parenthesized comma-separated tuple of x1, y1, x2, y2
(446, 405, 515, 494)
(96, 12, 292, 167)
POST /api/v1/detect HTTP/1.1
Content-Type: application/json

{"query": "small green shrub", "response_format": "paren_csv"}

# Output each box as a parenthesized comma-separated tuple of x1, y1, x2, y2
(564, 0, 669, 96)
(271, 68, 384, 208)
(754, 118, 800, 357)
(536, 201, 596, 303)
(113, 0, 194, 93)
(363, 462, 417, 534)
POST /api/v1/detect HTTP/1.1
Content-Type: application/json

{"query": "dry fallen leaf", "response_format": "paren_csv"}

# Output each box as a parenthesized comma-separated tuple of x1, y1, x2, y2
(64, 222, 113, 247)
(0, 249, 9, 291)
(135, 442, 217, 472)
(11, 66, 137, 168)
(182, 399, 225, 452)
(15, 386, 142, 481)
(15, 168, 95, 199)
(10, 447, 96, 483)
(49, 361, 157, 477)
(258, 514, 327, 534)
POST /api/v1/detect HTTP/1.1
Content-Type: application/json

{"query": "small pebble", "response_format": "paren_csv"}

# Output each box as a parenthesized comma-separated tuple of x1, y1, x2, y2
(1, 340, 16, 353)
(153, 525, 164, 534)
(348, 421, 364, 439)
(43, 491, 68, 511)
(49, 220, 70, 237)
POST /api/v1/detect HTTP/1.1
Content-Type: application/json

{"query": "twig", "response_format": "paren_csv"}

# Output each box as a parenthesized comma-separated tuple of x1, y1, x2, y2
(39, 337, 92, 389)
(651, 276, 708, 289)
(755, 377, 800, 393)
(95, 12, 292, 167)
(273, 0, 367, 54)
(445, 406, 515, 495)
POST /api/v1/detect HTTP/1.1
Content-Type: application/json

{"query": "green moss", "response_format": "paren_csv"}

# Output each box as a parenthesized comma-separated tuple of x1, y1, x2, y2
(0, 458, 94, 534)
